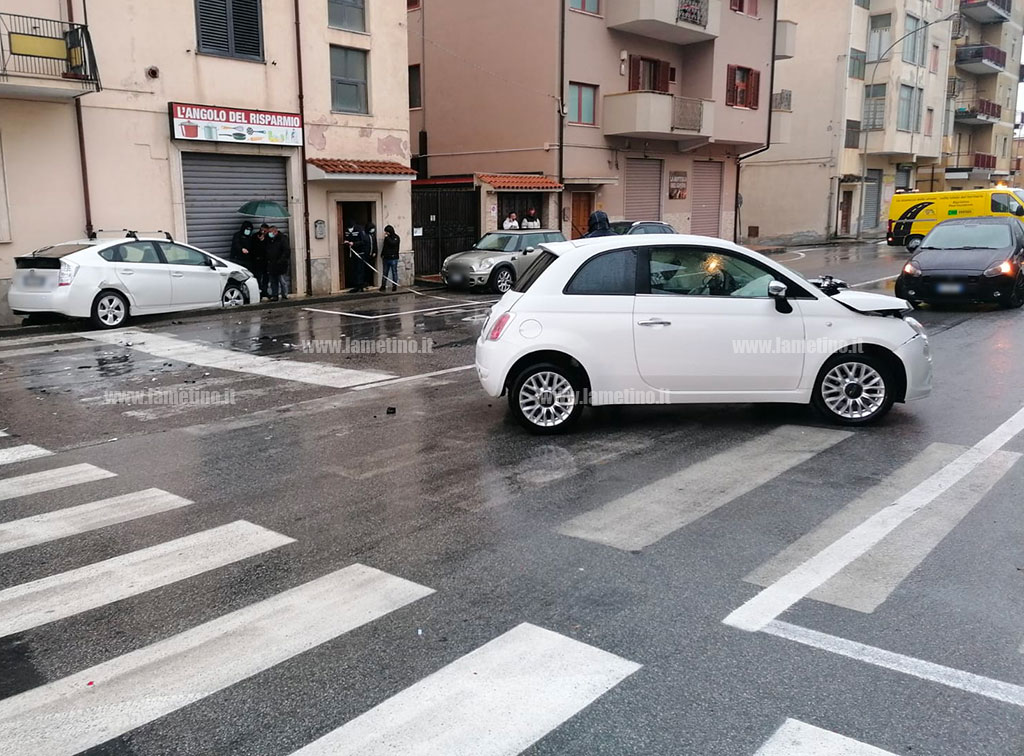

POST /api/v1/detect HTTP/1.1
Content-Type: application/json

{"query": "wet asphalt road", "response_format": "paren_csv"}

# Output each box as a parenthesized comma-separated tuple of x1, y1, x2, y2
(0, 242, 1022, 755)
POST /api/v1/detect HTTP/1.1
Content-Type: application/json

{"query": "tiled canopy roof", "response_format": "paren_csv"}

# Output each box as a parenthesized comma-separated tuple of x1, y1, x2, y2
(478, 174, 564, 190)
(307, 158, 417, 175)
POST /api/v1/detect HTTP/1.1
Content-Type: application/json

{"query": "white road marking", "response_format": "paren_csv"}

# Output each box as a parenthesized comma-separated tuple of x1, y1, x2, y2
(724, 406, 1024, 632)
(851, 274, 899, 288)
(304, 299, 497, 320)
(80, 329, 394, 389)
(765, 620, 1024, 708)
(0, 342, 98, 360)
(0, 430, 7, 437)
(351, 365, 476, 391)
(0, 445, 53, 467)
(0, 464, 116, 502)
(0, 488, 193, 555)
(291, 622, 640, 756)
(747, 444, 1019, 613)
(556, 426, 851, 551)
(773, 251, 807, 263)
(755, 718, 896, 755)
(0, 521, 293, 637)
(0, 564, 434, 756)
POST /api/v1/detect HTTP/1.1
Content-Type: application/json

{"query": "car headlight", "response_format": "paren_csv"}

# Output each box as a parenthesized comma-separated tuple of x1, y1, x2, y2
(902, 261, 922, 277)
(983, 260, 1014, 277)
(904, 316, 927, 338)
(474, 258, 496, 272)
(235, 271, 252, 283)
(441, 255, 455, 271)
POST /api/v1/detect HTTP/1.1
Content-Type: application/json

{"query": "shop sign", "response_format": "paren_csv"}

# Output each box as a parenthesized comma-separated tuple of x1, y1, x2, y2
(169, 102, 303, 146)
(669, 171, 688, 200)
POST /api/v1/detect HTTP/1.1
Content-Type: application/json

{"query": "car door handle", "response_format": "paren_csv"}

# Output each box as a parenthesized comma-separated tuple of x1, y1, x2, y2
(119, 269, 134, 275)
(638, 319, 672, 327)
(171, 272, 184, 278)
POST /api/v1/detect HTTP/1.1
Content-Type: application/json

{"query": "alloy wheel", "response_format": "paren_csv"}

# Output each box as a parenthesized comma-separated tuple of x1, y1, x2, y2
(518, 370, 576, 428)
(223, 286, 245, 307)
(494, 268, 514, 293)
(97, 295, 126, 327)
(820, 361, 886, 420)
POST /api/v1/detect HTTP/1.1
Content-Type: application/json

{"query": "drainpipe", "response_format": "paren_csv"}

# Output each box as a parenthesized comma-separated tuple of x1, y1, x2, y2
(67, 0, 94, 237)
(733, 0, 779, 243)
(293, 0, 313, 296)
(557, 0, 566, 232)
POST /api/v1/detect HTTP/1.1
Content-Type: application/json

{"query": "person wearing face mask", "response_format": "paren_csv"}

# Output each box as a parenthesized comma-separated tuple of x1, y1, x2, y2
(344, 223, 371, 293)
(252, 224, 271, 299)
(230, 221, 254, 267)
(264, 225, 291, 301)
(379, 225, 400, 292)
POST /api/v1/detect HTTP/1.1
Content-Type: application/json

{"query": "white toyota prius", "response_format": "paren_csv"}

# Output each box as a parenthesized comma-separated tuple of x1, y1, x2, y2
(476, 235, 933, 433)
(9, 234, 260, 329)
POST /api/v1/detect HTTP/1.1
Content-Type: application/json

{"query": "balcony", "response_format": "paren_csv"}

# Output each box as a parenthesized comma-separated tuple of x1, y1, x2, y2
(1012, 157, 1022, 173)
(0, 13, 99, 100)
(974, 152, 997, 170)
(955, 44, 1007, 75)
(954, 98, 1003, 124)
(775, 19, 797, 61)
(959, 0, 1012, 25)
(605, 0, 720, 46)
(603, 91, 714, 141)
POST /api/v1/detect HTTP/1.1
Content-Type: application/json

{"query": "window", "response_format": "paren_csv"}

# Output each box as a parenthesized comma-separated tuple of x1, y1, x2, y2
(407, 0, 420, 9)
(1002, 136, 1009, 158)
(849, 49, 866, 79)
(628, 56, 671, 93)
(726, 65, 760, 109)
(867, 14, 892, 62)
(845, 119, 862, 149)
(855, 0, 870, 8)
(570, 0, 600, 13)
(648, 248, 774, 298)
(729, 0, 758, 15)
(903, 15, 923, 65)
(408, 64, 421, 108)
(925, 107, 934, 136)
(929, 44, 940, 74)
(565, 249, 637, 295)
(160, 243, 210, 266)
(897, 84, 923, 131)
(331, 46, 368, 114)
(514, 251, 559, 293)
(0, 132, 9, 243)
(935, 0, 943, 9)
(863, 83, 886, 129)
(329, 0, 365, 32)
(195, 0, 263, 60)
(569, 82, 597, 125)
(100, 242, 161, 264)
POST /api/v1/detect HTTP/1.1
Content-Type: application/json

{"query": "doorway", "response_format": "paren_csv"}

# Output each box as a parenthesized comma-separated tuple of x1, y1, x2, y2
(336, 201, 375, 290)
(840, 190, 853, 236)
(571, 193, 594, 239)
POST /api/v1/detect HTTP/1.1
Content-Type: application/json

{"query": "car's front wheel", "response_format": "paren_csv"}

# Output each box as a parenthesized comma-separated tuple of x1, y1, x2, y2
(490, 266, 516, 294)
(222, 282, 246, 307)
(91, 290, 129, 329)
(812, 353, 895, 425)
(998, 272, 1024, 309)
(508, 362, 585, 434)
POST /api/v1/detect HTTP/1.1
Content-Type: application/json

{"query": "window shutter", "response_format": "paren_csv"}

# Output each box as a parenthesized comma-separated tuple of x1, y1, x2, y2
(196, 0, 230, 54)
(656, 60, 671, 93)
(749, 69, 761, 109)
(628, 55, 641, 91)
(230, 0, 263, 59)
(726, 64, 738, 106)
(729, 0, 743, 10)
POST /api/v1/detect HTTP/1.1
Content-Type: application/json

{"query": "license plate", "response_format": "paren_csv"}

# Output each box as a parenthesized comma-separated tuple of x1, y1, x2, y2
(936, 282, 963, 294)
(21, 271, 49, 288)
(448, 273, 463, 283)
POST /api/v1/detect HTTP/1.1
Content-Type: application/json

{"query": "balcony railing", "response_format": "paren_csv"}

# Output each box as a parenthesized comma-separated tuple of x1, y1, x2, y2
(956, 44, 1007, 70)
(0, 13, 100, 92)
(771, 90, 792, 112)
(672, 96, 704, 131)
(677, 0, 709, 27)
(974, 153, 997, 169)
(959, 0, 1012, 24)
(955, 98, 1002, 120)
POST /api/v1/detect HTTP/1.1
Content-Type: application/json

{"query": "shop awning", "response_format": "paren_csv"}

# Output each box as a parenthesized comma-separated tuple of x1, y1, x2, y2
(477, 173, 564, 191)
(307, 159, 418, 181)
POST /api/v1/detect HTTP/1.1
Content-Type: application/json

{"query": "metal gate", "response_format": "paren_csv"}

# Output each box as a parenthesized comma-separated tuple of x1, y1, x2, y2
(863, 169, 883, 229)
(181, 153, 289, 258)
(412, 185, 479, 275)
(624, 158, 663, 219)
(691, 161, 723, 237)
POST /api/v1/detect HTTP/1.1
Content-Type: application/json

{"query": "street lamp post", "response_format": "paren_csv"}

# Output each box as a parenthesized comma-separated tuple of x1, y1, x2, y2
(856, 13, 958, 240)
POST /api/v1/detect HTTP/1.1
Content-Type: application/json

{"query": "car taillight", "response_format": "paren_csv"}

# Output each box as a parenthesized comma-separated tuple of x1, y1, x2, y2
(58, 260, 78, 287)
(487, 312, 514, 341)
(887, 219, 894, 234)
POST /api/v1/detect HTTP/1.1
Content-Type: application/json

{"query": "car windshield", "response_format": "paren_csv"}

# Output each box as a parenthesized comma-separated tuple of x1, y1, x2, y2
(922, 224, 1011, 250)
(475, 233, 517, 252)
(28, 244, 91, 258)
(513, 250, 558, 292)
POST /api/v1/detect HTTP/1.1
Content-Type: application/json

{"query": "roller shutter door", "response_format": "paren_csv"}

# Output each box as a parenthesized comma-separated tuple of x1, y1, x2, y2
(863, 169, 882, 229)
(623, 159, 663, 220)
(691, 161, 723, 237)
(181, 153, 289, 257)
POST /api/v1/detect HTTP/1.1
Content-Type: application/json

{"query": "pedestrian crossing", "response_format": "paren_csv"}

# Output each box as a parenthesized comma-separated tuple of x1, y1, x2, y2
(755, 719, 896, 755)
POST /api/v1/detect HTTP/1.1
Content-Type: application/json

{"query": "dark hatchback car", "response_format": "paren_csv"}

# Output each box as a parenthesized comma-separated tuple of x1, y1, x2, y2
(610, 220, 676, 235)
(895, 217, 1024, 308)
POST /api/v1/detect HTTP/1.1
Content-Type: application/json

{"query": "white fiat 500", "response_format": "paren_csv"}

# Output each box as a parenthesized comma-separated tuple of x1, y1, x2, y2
(476, 236, 932, 434)
(9, 235, 260, 329)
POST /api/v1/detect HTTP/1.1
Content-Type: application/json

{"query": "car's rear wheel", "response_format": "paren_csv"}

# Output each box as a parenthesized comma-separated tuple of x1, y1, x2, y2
(812, 354, 895, 425)
(91, 290, 129, 329)
(508, 362, 584, 434)
(490, 266, 516, 294)
(222, 282, 246, 307)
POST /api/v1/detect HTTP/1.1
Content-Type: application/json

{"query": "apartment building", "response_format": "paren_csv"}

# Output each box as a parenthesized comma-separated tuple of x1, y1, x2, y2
(0, 0, 414, 323)
(407, 0, 790, 276)
(741, 0, 957, 244)
(940, 0, 1023, 189)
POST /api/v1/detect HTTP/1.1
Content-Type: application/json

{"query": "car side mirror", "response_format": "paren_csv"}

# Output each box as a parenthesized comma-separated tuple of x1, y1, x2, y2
(205, 256, 217, 269)
(906, 237, 922, 252)
(1015, 206, 1024, 217)
(768, 280, 793, 314)
(524, 247, 535, 254)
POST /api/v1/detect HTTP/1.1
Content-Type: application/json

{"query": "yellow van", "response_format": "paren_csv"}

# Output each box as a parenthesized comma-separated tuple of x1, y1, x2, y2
(887, 188, 1024, 247)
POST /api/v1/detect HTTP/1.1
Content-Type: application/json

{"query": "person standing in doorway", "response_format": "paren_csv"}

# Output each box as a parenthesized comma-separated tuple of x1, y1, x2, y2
(379, 225, 400, 292)
(366, 222, 380, 288)
(503, 212, 520, 230)
(521, 208, 541, 229)
(264, 225, 291, 301)
(345, 224, 371, 293)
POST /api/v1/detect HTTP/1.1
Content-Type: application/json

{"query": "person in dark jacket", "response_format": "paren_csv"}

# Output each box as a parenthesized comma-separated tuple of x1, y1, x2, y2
(366, 222, 380, 288)
(584, 210, 615, 238)
(263, 225, 291, 301)
(344, 224, 371, 293)
(379, 225, 400, 292)
(229, 221, 254, 266)
(251, 224, 270, 299)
